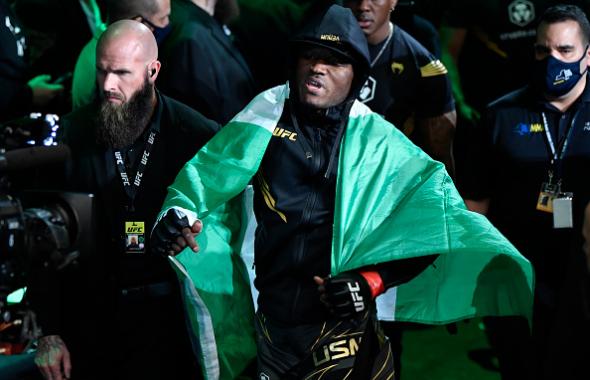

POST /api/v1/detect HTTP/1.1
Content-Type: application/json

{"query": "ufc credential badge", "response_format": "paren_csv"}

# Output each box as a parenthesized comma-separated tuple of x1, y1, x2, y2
(125, 221, 145, 253)
(536, 112, 576, 228)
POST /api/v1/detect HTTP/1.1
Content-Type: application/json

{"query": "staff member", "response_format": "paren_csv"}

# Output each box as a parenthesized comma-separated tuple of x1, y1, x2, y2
(31, 20, 218, 380)
(464, 5, 590, 379)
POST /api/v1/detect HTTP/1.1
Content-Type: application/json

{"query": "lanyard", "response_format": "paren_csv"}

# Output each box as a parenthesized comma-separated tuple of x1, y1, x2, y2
(114, 130, 157, 209)
(540, 111, 577, 165)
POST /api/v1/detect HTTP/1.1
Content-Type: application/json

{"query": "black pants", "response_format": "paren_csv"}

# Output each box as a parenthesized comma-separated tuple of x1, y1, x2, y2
(62, 282, 199, 380)
(255, 310, 395, 379)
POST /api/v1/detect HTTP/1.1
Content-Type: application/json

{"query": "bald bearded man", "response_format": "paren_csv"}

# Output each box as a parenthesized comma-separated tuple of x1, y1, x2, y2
(30, 20, 218, 380)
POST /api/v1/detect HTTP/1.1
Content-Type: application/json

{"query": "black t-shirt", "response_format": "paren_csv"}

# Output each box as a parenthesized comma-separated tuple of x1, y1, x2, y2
(359, 25, 454, 136)
(463, 78, 590, 288)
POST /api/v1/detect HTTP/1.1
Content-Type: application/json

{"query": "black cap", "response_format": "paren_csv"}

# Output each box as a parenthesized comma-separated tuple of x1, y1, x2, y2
(290, 4, 371, 74)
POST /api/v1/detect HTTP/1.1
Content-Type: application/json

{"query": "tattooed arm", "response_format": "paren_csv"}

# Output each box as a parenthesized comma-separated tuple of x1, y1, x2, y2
(34, 335, 71, 380)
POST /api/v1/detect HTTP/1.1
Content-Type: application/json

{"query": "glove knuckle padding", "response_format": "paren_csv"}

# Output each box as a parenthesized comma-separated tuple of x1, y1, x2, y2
(323, 273, 371, 318)
(152, 210, 190, 254)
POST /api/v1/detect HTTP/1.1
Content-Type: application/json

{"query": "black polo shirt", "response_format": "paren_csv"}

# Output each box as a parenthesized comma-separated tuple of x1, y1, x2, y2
(464, 76, 590, 289)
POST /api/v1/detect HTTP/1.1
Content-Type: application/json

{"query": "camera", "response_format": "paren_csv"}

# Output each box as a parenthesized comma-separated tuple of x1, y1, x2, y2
(0, 113, 95, 355)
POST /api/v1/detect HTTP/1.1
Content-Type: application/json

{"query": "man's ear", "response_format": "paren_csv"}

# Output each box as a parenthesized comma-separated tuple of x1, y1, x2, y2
(391, 0, 399, 11)
(148, 61, 161, 82)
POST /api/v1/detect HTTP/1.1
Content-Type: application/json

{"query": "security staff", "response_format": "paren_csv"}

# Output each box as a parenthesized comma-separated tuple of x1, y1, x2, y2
(31, 20, 218, 380)
(464, 5, 590, 379)
(71, 0, 173, 110)
(157, 0, 255, 124)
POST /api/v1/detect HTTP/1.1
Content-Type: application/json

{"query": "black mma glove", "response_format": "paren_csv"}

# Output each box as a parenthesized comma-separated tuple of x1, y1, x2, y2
(150, 209, 192, 256)
(319, 271, 384, 319)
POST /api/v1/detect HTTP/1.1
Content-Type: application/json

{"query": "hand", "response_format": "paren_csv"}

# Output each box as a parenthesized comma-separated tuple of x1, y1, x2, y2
(27, 74, 64, 107)
(457, 101, 481, 123)
(314, 272, 374, 319)
(34, 335, 71, 380)
(151, 209, 203, 256)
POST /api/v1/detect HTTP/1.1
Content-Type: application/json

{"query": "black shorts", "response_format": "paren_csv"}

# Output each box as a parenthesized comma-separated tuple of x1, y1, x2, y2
(255, 310, 395, 379)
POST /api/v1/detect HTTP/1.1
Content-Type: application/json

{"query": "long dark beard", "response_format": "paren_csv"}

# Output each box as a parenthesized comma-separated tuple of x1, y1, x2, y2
(96, 79, 154, 149)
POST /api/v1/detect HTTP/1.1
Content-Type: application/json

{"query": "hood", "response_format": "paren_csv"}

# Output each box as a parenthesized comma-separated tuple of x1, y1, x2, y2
(289, 4, 371, 103)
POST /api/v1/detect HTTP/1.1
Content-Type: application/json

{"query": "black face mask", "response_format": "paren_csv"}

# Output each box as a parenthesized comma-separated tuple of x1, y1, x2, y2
(533, 45, 589, 97)
(136, 15, 172, 45)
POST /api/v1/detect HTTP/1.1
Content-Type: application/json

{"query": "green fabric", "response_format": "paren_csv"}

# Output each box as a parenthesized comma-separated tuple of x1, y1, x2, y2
(160, 85, 534, 379)
(332, 111, 533, 323)
(72, 29, 104, 110)
(161, 86, 284, 379)
(170, 197, 256, 379)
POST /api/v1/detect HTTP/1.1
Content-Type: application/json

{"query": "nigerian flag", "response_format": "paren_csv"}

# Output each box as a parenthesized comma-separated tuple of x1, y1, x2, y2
(159, 84, 534, 380)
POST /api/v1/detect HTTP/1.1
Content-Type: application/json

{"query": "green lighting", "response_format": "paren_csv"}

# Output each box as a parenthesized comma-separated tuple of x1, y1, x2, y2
(7, 287, 26, 305)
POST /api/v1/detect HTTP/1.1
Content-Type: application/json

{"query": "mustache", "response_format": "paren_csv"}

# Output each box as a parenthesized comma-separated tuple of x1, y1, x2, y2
(103, 91, 124, 101)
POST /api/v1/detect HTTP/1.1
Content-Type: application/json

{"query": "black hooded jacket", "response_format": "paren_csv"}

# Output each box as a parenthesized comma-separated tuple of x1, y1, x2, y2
(253, 5, 435, 325)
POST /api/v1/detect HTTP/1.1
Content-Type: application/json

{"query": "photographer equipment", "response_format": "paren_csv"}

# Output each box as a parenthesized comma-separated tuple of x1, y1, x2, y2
(0, 114, 95, 356)
(0, 145, 70, 172)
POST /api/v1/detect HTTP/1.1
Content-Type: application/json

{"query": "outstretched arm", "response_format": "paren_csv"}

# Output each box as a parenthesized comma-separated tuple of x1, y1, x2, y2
(151, 85, 289, 255)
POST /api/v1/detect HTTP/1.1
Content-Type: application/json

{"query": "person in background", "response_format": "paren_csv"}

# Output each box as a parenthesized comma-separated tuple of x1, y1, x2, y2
(344, 0, 456, 175)
(12, 0, 105, 80)
(0, 0, 63, 122)
(31, 20, 218, 380)
(391, 0, 442, 57)
(71, 0, 171, 109)
(463, 5, 590, 379)
(439, 0, 590, 194)
(157, 0, 255, 124)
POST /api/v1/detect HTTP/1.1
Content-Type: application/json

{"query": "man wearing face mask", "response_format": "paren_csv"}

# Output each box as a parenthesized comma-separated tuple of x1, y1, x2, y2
(71, 0, 172, 110)
(463, 5, 590, 380)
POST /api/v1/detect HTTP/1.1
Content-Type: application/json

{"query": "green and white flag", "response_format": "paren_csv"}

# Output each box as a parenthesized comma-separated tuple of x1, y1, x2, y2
(160, 84, 534, 380)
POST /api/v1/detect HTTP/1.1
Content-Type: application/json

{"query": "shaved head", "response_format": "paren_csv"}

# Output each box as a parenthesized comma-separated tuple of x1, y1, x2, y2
(98, 20, 158, 64)
(95, 20, 162, 148)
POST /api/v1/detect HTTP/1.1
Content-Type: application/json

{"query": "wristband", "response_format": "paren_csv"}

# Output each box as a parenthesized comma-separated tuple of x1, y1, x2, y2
(360, 271, 385, 299)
